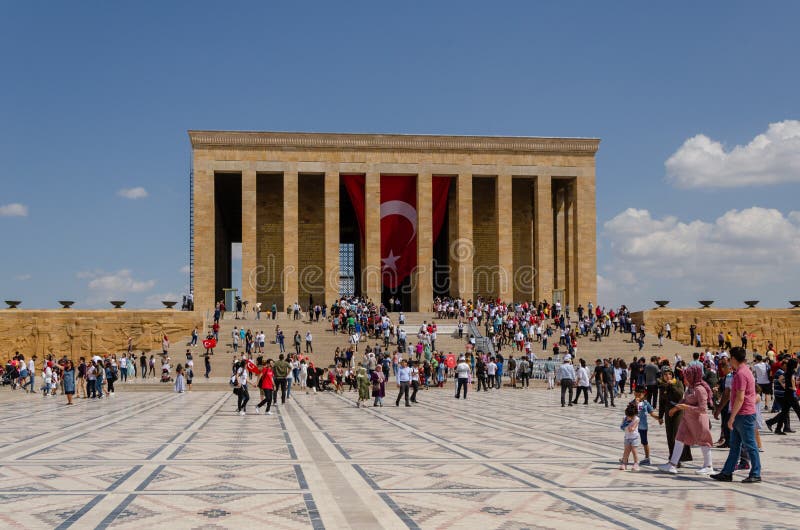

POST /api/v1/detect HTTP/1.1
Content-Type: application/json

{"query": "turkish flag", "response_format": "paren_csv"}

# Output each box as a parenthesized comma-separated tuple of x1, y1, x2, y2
(445, 354, 456, 368)
(381, 175, 417, 288)
(245, 360, 259, 374)
(202, 339, 216, 349)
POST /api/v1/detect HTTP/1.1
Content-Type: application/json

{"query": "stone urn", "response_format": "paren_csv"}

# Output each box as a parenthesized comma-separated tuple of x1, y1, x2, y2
(654, 300, 670, 308)
(744, 300, 759, 308)
(110, 300, 126, 309)
(790, 301, 800, 308)
(698, 300, 714, 308)
(4, 300, 21, 309)
(162, 301, 177, 309)
(58, 300, 75, 309)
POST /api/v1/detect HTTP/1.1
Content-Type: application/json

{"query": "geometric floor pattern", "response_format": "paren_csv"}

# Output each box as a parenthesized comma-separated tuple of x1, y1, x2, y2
(0, 385, 797, 529)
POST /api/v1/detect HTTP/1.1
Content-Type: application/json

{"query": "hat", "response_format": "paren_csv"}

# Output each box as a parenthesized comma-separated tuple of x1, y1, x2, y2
(661, 366, 673, 374)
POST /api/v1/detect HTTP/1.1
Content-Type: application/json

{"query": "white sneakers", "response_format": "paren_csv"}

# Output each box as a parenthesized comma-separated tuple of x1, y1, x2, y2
(695, 467, 714, 475)
(266, 411, 273, 415)
(238, 410, 246, 416)
(255, 406, 260, 414)
(658, 463, 678, 474)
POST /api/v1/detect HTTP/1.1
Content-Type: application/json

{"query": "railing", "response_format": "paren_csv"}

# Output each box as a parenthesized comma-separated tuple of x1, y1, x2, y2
(468, 320, 495, 355)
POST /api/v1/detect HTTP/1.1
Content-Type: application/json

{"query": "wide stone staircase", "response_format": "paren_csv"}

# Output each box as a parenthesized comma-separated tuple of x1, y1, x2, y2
(116, 310, 699, 392)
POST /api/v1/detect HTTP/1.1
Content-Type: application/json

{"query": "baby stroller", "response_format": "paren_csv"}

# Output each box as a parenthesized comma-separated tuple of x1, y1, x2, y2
(161, 367, 172, 383)
(1, 368, 13, 387)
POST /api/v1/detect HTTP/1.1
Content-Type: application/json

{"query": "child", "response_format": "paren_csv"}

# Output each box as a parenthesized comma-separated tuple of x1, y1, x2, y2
(620, 402, 641, 471)
(633, 387, 660, 465)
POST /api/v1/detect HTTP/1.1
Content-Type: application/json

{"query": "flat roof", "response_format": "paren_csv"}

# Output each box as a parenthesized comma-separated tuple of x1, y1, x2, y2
(188, 130, 600, 155)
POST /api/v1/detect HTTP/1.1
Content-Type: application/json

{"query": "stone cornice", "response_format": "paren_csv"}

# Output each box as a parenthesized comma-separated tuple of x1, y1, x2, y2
(188, 130, 600, 155)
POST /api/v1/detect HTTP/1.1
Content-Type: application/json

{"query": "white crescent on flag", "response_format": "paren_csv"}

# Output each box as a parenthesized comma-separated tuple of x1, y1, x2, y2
(380, 200, 417, 246)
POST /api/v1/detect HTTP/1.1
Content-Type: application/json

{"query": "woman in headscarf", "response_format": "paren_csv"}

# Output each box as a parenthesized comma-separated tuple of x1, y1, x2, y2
(371, 363, 386, 407)
(659, 363, 714, 475)
(356, 364, 370, 407)
(658, 366, 692, 465)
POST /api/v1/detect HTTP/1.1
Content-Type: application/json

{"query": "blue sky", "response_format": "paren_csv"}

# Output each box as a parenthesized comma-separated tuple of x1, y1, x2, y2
(2, 1, 799, 310)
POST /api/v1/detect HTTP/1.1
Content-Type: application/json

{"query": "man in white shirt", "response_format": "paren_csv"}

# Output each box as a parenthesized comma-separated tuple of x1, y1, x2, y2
(486, 358, 497, 389)
(557, 359, 576, 406)
(455, 357, 470, 399)
(752, 355, 771, 410)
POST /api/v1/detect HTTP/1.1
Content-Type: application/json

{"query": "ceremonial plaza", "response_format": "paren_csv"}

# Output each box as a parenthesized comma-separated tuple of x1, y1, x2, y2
(1, 131, 798, 530)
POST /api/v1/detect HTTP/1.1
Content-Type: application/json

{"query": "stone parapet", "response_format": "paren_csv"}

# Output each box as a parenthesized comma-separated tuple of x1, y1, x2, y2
(0, 310, 203, 359)
(631, 308, 800, 354)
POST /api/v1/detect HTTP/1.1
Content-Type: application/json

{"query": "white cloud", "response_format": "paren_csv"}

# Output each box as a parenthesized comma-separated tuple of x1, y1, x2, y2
(0, 203, 29, 217)
(180, 265, 191, 274)
(666, 120, 800, 188)
(601, 207, 800, 308)
(117, 187, 149, 199)
(14, 274, 32, 281)
(85, 269, 156, 294)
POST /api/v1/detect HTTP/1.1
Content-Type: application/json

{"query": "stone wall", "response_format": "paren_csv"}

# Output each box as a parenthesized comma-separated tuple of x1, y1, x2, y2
(0, 310, 203, 360)
(631, 308, 800, 354)
(298, 174, 326, 303)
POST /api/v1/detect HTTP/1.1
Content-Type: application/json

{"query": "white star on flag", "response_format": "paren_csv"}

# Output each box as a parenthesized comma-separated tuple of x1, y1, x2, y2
(382, 250, 400, 272)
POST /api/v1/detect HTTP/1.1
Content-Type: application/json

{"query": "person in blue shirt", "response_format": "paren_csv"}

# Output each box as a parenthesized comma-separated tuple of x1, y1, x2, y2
(495, 356, 504, 389)
(633, 387, 660, 465)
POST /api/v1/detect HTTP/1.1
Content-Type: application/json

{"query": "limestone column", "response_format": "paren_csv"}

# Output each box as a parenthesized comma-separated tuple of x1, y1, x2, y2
(554, 184, 567, 302)
(241, 168, 257, 306)
(534, 175, 554, 303)
(454, 172, 473, 302)
(364, 170, 382, 303)
(193, 163, 215, 311)
(283, 169, 299, 310)
(565, 179, 577, 306)
(324, 170, 340, 306)
(574, 171, 597, 306)
(496, 174, 513, 302)
(416, 172, 433, 311)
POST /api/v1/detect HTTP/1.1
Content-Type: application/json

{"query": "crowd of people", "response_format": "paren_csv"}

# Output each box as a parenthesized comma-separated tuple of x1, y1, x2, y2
(4, 293, 797, 487)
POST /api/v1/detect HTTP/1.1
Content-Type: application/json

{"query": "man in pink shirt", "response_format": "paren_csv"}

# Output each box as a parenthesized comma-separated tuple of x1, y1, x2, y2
(712, 347, 761, 483)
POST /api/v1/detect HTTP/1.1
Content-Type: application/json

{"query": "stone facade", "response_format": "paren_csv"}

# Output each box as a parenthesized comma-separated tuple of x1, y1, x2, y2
(0, 310, 202, 360)
(190, 131, 600, 311)
(632, 308, 800, 354)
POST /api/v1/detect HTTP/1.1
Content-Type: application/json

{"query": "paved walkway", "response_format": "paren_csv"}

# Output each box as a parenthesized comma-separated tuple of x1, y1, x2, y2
(0, 387, 797, 529)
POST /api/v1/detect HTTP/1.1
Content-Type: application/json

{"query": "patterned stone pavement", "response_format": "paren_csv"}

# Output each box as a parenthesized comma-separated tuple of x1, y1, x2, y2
(0, 385, 797, 529)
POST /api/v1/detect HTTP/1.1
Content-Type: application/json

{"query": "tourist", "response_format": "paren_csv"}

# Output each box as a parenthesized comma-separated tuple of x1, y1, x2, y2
(272, 354, 290, 405)
(63, 360, 75, 405)
(409, 361, 421, 403)
(620, 402, 641, 471)
(395, 359, 411, 407)
(86, 360, 97, 398)
(356, 365, 370, 407)
(204, 354, 211, 379)
(712, 347, 762, 483)
(658, 366, 693, 466)
(455, 356, 470, 399)
(186, 361, 193, 390)
(475, 356, 488, 392)
(602, 358, 616, 407)
(371, 365, 385, 407)
(232, 361, 249, 415)
(305, 330, 313, 353)
(753, 355, 771, 411)
(572, 359, 591, 405)
(174, 364, 186, 393)
(299, 360, 308, 393)
(255, 359, 275, 415)
(658, 364, 714, 475)
(766, 357, 800, 434)
(632, 386, 659, 465)
(518, 356, 530, 388)
(557, 358, 576, 407)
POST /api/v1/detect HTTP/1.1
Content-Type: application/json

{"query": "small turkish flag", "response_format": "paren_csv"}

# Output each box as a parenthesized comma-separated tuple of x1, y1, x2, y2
(445, 354, 456, 369)
(246, 360, 259, 374)
(202, 339, 216, 349)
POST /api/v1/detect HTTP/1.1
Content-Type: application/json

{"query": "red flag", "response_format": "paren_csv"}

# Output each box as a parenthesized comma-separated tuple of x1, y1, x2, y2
(246, 360, 259, 374)
(445, 354, 456, 368)
(202, 338, 216, 349)
(381, 175, 417, 288)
